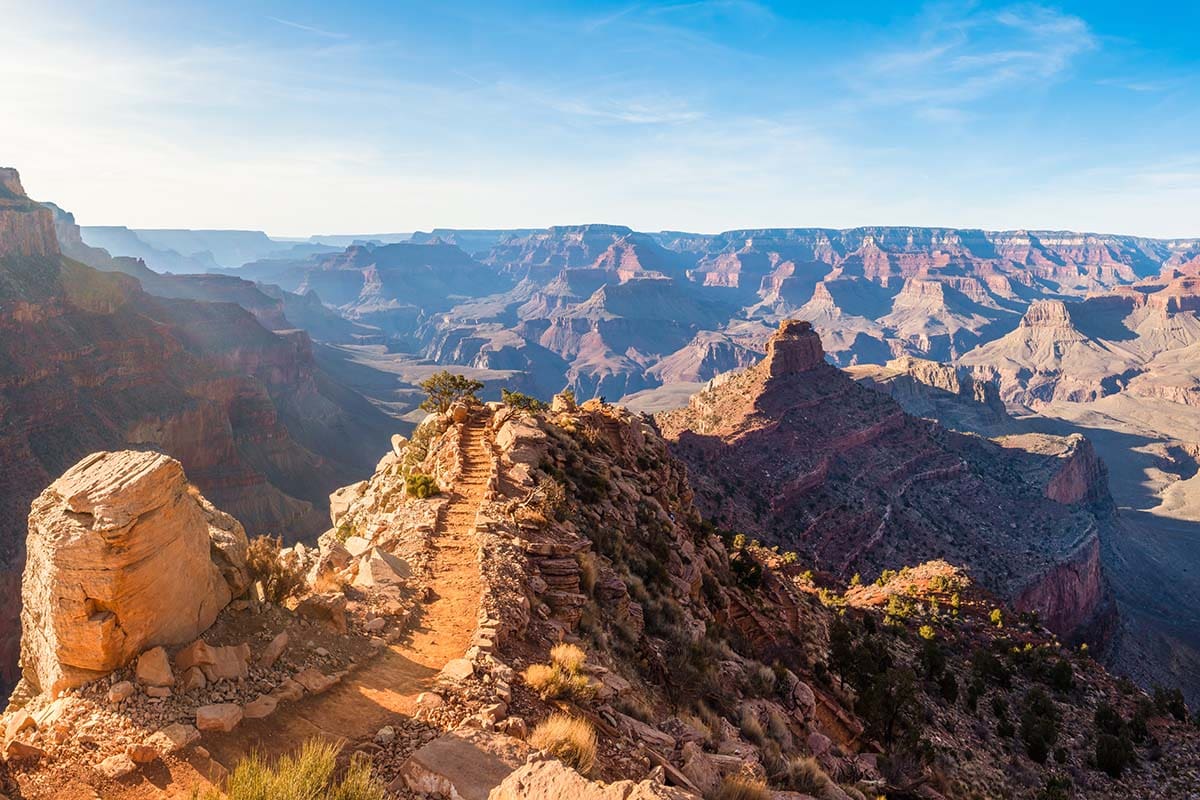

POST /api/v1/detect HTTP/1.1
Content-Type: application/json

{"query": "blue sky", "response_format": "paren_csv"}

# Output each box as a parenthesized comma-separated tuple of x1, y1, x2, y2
(3, 1, 1198, 236)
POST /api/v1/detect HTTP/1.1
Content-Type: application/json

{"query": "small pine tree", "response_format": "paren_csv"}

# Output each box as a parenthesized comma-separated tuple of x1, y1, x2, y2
(419, 371, 483, 414)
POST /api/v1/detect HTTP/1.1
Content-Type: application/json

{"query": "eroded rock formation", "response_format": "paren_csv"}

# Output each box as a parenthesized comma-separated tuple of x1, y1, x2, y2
(658, 320, 1114, 638)
(20, 451, 247, 696)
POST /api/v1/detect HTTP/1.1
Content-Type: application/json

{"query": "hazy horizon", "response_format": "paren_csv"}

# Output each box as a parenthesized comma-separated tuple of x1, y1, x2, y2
(5, 0, 1199, 238)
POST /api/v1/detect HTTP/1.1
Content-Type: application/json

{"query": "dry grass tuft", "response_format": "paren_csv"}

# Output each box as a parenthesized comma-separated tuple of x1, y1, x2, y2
(521, 643, 595, 702)
(708, 775, 772, 800)
(529, 713, 598, 776)
(778, 755, 833, 797)
(193, 739, 383, 800)
(550, 642, 587, 672)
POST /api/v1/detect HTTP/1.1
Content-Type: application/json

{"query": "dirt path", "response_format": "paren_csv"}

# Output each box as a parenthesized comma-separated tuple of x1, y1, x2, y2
(71, 417, 492, 799)
(209, 416, 489, 762)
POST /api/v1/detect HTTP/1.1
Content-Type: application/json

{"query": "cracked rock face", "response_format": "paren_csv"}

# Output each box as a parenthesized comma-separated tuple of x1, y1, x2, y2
(19, 450, 248, 696)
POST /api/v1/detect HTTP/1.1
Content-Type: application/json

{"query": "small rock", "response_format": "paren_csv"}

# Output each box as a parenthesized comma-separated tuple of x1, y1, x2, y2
(136, 647, 174, 687)
(271, 678, 305, 702)
(147, 723, 200, 755)
(196, 703, 243, 733)
(146, 685, 172, 698)
(315, 647, 330, 658)
(181, 666, 207, 692)
(496, 716, 527, 739)
(4, 739, 45, 762)
(293, 667, 338, 694)
(201, 643, 251, 682)
(175, 639, 217, 672)
(438, 658, 474, 683)
(364, 617, 386, 633)
(415, 692, 445, 714)
(257, 631, 289, 669)
(243, 694, 278, 719)
(5, 709, 36, 741)
(375, 726, 396, 745)
(95, 753, 137, 780)
(127, 744, 159, 764)
(108, 680, 135, 703)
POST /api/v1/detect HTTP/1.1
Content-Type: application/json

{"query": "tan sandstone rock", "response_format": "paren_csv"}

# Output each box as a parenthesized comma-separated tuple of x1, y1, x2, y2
(135, 646, 173, 687)
(95, 752, 137, 779)
(489, 759, 697, 799)
(397, 728, 534, 800)
(20, 451, 248, 695)
(146, 723, 200, 755)
(196, 703, 243, 733)
(257, 631, 289, 668)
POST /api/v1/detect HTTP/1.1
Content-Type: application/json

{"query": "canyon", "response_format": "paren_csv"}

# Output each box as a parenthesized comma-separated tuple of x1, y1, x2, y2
(78, 211, 1200, 709)
(0, 169, 393, 694)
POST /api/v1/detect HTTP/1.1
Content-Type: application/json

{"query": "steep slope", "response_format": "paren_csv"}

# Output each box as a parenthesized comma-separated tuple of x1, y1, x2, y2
(0, 169, 392, 692)
(657, 321, 1114, 639)
(846, 356, 1014, 435)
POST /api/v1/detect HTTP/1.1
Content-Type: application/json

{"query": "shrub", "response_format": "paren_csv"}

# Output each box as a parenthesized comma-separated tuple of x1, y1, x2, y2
(739, 707, 766, 745)
(744, 662, 777, 697)
(918, 625, 936, 641)
(710, 775, 771, 800)
(1153, 684, 1189, 722)
(419, 370, 483, 414)
(529, 714, 597, 775)
(522, 645, 594, 702)
(501, 388, 547, 413)
(1048, 659, 1074, 692)
(196, 738, 383, 800)
(246, 535, 305, 604)
(550, 643, 587, 673)
(938, 672, 959, 704)
(1036, 776, 1072, 800)
(1019, 688, 1059, 763)
(405, 473, 440, 499)
(1093, 703, 1124, 737)
(1095, 732, 1134, 778)
(777, 755, 832, 796)
(990, 608, 1004, 628)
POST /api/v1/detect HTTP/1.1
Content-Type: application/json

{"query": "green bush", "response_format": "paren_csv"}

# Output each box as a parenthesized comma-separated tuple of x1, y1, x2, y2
(419, 370, 482, 414)
(405, 473, 441, 499)
(501, 387, 548, 412)
(1095, 733, 1134, 778)
(1019, 688, 1059, 763)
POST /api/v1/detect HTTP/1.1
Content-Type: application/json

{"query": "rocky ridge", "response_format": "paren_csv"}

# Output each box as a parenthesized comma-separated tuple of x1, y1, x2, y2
(657, 321, 1115, 641)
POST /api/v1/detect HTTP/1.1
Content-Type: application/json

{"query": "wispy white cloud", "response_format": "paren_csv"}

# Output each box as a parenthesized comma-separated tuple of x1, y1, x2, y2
(846, 4, 1097, 110)
(266, 16, 349, 40)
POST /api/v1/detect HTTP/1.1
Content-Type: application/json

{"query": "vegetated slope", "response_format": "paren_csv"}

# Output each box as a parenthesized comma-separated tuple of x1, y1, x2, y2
(657, 321, 1115, 641)
(463, 395, 1200, 799)
(0, 168, 391, 693)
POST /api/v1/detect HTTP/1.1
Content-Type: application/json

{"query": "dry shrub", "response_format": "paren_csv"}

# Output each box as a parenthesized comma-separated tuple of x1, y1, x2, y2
(521, 662, 593, 702)
(550, 643, 587, 673)
(522, 643, 594, 702)
(194, 738, 383, 800)
(529, 714, 597, 776)
(778, 755, 833, 797)
(708, 775, 771, 800)
(246, 535, 305, 603)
